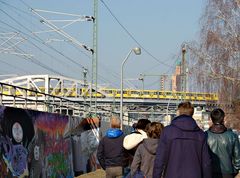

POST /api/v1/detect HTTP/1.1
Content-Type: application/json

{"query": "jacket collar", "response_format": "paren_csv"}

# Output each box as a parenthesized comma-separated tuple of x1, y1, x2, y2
(171, 115, 200, 132)
(209, 123, 227, 134)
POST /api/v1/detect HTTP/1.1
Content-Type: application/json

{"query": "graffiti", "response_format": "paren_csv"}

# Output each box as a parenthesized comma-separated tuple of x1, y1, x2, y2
(0, 106, 74, 178)
(46, 153, 70, 178)
(0, 135, 29, 177)
(44, 139, 69, 156)
(35, 113, 68, 136)
(0, 158, 8, 178)
(34, 145, 40, 161)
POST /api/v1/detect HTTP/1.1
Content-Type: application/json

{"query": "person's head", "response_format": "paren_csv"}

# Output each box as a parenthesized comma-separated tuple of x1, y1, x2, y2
(146, 122, 164, 139)
(110, 116, 121, 129)
(135, 119, 151, 132)
(132, 123, 137, 130)
(210, 108, 225, 124)
(177, 101, 194, 116)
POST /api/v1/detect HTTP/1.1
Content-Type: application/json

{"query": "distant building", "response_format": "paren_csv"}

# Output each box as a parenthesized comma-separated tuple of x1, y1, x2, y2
(172, 61, 182, 91)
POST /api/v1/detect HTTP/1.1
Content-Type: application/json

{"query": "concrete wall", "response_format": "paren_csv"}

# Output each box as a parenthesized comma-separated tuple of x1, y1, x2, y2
(0, 106, 74, 178)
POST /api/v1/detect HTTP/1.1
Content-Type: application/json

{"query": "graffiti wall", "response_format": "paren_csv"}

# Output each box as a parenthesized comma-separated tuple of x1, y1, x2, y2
(0, 106, 73, 178)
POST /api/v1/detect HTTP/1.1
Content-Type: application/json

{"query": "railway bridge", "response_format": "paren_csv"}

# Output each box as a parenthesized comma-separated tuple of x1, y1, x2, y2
(0, 75, 219, 126)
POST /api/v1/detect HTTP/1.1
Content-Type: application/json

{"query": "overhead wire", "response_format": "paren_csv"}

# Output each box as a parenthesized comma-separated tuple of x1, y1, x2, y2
(0, 9, 87, 76)
(100, 0, 175, 70)
(18, 0, 121, 86)
(0, 9, 117, 87)
(0, 36, 39, 74)
(0, 57, 28, 74)
(16, 0, 94, 60)
(0, 19, 66, 76)
(0, 7, 86, 69)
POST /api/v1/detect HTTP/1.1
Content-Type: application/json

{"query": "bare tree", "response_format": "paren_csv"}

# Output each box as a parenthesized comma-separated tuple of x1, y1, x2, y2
(189, 0, 240, 103)
(187, 0, 240, 128)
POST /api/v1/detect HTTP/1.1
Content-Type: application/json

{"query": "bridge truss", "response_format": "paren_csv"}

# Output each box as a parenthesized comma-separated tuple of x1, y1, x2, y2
(0, 75, 219, 125)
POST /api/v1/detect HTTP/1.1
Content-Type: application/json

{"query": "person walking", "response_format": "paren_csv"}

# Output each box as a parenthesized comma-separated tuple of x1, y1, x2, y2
(123, 119, 151, 156)
(123, 119, 151, 177)
(206, 108, 240, 178)
(130, 122, 164, 178)
(153, 101, 212, 178)
(97, 116, 128, 178)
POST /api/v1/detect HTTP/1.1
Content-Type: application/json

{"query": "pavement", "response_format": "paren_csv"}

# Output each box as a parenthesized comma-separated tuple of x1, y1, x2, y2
(76, 169, 105, 178)
(76, 169, 240, 178)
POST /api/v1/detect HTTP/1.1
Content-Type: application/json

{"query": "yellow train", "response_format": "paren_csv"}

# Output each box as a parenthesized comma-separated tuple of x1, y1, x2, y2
(81, 88, 218, 102)
(0, 85, 218, 102)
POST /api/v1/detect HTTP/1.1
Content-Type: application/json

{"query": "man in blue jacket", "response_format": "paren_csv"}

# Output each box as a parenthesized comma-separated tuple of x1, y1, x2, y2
(153, 101, 212, 178)
(97, 116, 128, 178)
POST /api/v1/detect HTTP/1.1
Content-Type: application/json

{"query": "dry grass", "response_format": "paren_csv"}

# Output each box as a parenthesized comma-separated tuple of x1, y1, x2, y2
(76, 169, 106, 178)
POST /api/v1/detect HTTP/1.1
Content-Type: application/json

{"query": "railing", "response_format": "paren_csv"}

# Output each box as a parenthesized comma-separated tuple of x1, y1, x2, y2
(0, 82, 87, 115)
(0, 82, 218, 102)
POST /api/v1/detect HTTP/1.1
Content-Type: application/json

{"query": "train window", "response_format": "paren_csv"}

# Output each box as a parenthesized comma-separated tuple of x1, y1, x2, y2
(165, 92, 171, 96)
(106, 90, 112, 94)
(143, 91, 150, 95)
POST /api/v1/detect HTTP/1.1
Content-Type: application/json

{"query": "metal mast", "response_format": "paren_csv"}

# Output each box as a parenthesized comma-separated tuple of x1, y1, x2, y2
(181, 44, 187, 92)
(91, 0, 98, 114)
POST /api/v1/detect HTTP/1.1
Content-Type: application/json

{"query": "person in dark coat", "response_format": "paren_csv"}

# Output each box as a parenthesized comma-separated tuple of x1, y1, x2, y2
(97, 116, 128, 178)
(206, 108, 240, 178)
(123, 119, 151, 177)
(153, 101, 212, 178)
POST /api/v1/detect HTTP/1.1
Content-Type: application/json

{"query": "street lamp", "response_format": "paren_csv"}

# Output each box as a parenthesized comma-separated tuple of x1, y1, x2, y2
(120, 47, 141, 130)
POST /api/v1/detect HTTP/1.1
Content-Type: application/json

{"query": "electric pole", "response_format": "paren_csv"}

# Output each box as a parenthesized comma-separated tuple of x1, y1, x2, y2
(90, 0, 98, 115)
(181, 44, 187, 92)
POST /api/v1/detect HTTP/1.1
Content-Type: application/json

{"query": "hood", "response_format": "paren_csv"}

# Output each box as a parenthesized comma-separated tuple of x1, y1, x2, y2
(142, 138, 159, 155)
(106, 128, 123, 138)
(171, 115, 200, 132)
(209, 123, 227, 134)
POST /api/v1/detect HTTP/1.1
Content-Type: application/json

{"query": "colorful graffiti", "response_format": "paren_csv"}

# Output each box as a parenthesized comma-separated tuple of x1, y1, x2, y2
(0, 107, 32, 178)
(0, 106, 73, 178)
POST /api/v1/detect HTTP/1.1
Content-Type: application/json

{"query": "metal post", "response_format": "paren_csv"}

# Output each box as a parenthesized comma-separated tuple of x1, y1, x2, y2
(120, 47, 141, 130)
(139, 74, 144, 95)
(120, 50, 133, 130)
(181, 45, 187, 92)
(92, 0, 98, 114)
(83, 68, 88, 115)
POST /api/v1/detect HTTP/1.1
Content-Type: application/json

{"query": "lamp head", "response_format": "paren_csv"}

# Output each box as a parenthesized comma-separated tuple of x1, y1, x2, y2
(133, 47, 141, 55)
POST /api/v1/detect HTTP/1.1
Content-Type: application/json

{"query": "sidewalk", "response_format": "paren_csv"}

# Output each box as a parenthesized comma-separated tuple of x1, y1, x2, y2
(76, 169, 105, 178)
(75, 170, 240, 178)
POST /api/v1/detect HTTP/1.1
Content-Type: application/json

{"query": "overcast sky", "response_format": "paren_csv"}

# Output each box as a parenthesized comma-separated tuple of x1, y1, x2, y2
(0, 0, 205, 89)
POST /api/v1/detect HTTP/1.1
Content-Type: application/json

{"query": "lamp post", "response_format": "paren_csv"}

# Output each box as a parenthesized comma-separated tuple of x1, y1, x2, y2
(120, 47, 141, 130)
(138, 73, 144, 95)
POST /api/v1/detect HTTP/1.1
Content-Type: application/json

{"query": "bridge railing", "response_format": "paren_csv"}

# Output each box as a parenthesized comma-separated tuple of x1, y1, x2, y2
(0, 82, 87, 115)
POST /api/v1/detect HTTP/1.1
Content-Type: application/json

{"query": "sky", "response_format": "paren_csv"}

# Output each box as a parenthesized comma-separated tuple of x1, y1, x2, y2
(0, 0, 205, 90)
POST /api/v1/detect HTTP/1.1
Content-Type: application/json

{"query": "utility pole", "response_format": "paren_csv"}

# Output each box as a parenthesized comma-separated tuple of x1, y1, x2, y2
(181, 44, 187, 92)
(83, 68, 88, 117)
(91, 0, 98, 115)
(160, 75, 166, 90)
(83, 68, 88, 104)
(138, 74, 144, 95)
